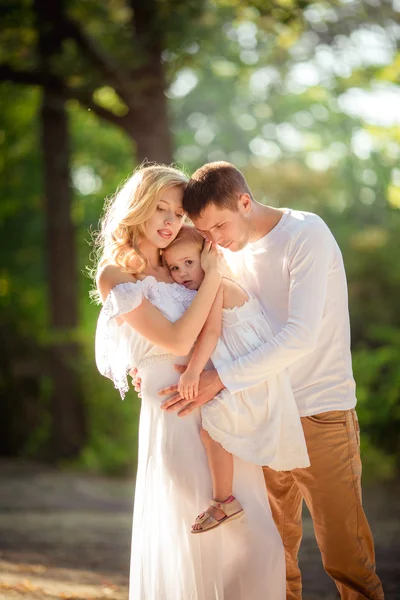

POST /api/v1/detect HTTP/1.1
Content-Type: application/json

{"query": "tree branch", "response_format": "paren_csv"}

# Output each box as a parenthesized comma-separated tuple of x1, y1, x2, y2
(50, 9, 134, 104)
(66, 88, 128, 128)
(0, 64, 128, 130)
(0, 65, 57, 87)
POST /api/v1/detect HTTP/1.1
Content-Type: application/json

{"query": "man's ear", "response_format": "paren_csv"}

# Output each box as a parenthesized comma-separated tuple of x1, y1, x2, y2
(239, 193, 252, 213)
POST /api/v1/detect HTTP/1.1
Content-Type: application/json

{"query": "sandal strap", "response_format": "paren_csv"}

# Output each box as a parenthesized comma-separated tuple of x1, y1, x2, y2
(194, 510, 219, 527)
(210, 496, 242, 517)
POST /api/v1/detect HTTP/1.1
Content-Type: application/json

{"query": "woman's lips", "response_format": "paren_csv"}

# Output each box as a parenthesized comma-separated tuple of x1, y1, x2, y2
(158, 229, 173, 239)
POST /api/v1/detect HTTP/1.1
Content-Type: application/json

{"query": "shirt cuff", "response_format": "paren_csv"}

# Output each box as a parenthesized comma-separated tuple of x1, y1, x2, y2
(217, 362, 244, 394)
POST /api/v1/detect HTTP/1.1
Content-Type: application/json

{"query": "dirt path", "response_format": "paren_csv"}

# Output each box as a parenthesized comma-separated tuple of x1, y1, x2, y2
(0, 460, 398, 599)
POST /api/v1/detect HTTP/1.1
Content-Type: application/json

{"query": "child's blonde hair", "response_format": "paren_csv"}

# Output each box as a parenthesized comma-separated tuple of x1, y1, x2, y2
(163, 225, 234, 280)
(92, 164, 188, 285)
(163, 224, 205, 257)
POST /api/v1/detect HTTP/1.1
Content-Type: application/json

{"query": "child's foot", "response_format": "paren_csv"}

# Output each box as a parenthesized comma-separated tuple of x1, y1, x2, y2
(192, 503, 226, 530)
(191, 496, 244, 534)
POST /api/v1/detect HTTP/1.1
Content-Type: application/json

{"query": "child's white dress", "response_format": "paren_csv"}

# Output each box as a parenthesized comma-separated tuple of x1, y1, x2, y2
(202, 295, 310, 470)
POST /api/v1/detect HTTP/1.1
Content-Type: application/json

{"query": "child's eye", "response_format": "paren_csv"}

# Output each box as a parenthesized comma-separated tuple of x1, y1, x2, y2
(216, 223, 224, 229)
(186, 260, 193, 266)
(170, 266, 178, 271)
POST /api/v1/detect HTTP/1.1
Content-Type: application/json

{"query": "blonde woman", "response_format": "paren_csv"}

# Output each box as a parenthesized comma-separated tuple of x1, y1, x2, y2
(94, 164, 285, 600)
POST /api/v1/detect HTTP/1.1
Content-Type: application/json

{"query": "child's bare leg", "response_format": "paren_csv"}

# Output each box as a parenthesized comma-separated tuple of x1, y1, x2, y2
(200, 426, 233, 500)
(192, 426, 235, 531)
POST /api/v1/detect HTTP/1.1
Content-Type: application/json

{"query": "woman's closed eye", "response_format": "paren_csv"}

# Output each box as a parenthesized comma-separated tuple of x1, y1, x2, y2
(157, 206, 185, 219)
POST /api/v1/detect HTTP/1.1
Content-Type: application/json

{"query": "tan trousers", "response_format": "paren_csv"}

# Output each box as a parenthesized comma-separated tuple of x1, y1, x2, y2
(263, 409, 384, 600)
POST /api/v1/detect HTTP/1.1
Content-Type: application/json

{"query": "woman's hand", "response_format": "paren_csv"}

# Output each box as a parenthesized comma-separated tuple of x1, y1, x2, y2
(178, 369, 200, 401)
(200, 240, 225, 276)
(129, 367, 142, 397)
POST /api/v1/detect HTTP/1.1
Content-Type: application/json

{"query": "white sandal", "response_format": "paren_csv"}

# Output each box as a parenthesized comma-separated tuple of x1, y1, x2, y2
(191, 496, 244, 534)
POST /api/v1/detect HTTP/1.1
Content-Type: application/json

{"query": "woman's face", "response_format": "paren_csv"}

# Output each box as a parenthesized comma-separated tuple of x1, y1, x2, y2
(144, 186, 186, 249)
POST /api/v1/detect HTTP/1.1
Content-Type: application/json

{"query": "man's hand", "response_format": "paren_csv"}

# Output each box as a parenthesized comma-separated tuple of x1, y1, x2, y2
(159, 365, 224, 417)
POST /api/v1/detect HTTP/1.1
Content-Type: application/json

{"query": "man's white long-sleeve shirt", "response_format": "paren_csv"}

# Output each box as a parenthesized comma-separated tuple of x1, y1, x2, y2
(218, 209, 357, 417)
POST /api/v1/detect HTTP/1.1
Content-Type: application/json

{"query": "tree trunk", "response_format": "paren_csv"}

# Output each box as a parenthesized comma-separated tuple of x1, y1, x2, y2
(41, 94, 78, 329)
(35, 0, 86, 458)
(126, 0, 174, 164)
(124, 56, 173, 164)
(40, 90, 87, 458)
(126, 89, 174, 164)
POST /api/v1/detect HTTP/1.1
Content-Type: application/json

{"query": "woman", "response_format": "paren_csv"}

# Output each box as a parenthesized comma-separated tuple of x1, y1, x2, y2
(94, 164, 285, 600)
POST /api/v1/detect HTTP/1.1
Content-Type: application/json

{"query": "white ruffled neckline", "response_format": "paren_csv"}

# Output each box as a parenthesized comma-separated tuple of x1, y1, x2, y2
(115, 274, 183, 290)
(108, 276, 196, 301)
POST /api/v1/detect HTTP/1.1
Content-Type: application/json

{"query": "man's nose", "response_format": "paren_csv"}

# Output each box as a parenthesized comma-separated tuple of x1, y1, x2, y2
(208, 231, 222, 245)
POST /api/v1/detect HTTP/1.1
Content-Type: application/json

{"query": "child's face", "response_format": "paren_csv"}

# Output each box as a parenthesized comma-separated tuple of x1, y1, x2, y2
(164, 241, 204, 291)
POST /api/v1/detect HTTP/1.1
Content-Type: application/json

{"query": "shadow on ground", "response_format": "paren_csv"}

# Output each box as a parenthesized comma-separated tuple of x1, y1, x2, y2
(0, 460, 398, 599)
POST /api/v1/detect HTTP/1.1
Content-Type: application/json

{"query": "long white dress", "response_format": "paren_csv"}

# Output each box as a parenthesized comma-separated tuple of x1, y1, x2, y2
(95, 276, 286, 600)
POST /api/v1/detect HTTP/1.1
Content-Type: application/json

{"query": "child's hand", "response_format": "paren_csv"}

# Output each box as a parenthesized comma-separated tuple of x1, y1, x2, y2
(201, 240, 225, 276)
(178, 369, 200, 401)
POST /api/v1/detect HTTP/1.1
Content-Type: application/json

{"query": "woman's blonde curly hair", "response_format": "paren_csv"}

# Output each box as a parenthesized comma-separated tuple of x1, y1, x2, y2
(91, 164, 188, 298)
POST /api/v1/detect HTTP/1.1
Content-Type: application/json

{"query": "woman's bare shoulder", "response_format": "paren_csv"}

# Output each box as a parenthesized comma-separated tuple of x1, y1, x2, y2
(221, 277, 249, 309)
(97, 264, 136, 303)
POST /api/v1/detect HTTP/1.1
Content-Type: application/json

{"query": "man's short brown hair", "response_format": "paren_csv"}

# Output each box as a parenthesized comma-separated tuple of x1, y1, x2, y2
(183, 161, 253, 219)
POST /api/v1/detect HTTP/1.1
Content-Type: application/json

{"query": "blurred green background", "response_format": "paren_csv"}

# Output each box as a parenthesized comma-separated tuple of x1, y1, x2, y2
(1, 0, 399, 479)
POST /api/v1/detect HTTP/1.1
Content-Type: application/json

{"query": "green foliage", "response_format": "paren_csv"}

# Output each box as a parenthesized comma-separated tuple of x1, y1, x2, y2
(76, 330, 141, 475)
(352, 327, 400, 472)
(0, 84, 45, 334)
(1, 0, 400, 477)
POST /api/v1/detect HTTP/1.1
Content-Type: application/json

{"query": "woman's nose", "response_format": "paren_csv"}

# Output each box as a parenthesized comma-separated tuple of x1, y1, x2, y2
(164, 212, 174, 225)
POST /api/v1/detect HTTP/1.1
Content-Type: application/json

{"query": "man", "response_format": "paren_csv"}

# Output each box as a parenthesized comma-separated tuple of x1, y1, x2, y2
(159, 161, 384, 600)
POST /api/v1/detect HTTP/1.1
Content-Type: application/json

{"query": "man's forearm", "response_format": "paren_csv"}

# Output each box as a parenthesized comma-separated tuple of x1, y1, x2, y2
(217, 324, 315, 393)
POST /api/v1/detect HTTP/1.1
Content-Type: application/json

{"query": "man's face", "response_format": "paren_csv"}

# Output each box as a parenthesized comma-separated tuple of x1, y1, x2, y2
(191, 195, 252, 252)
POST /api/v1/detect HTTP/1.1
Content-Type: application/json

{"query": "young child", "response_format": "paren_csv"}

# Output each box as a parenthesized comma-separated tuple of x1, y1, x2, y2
(163, 225, 310, 534)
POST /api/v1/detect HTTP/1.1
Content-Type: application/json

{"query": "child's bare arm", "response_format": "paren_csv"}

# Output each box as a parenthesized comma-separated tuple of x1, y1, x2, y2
(178, 286, 224, 401)
(188, 286, 223, 373)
